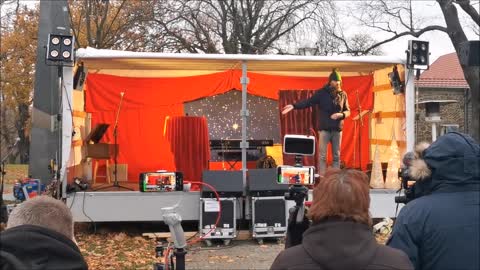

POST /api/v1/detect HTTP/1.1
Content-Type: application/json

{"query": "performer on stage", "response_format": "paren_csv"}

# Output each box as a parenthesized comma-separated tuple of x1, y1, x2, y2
(282, 68, 350, 176)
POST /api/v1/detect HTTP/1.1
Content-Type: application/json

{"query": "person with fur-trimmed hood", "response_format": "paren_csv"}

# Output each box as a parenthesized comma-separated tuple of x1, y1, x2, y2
(387, 132, 480, 270)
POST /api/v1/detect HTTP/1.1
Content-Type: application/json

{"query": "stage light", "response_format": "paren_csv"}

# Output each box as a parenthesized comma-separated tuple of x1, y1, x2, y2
(407, 40, 429, 69)
(46, 34, 74, 63)
(50, 50, 59, 58)
(51, 37, 60, 45)
(62, 51, 71, 59)
(388, 65, 404, 95)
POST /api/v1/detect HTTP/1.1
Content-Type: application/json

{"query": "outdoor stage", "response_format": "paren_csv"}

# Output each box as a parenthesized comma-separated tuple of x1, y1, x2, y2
(67, 184, 403, 222)
(63, 49, 414, 223)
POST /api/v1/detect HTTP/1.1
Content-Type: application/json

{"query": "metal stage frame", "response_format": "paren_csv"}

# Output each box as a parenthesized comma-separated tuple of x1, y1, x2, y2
(67, 189, 402, 222)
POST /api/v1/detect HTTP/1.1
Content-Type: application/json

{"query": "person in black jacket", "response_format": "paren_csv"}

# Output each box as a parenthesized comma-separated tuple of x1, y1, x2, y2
(0, 196, 88, 270)
(387, 132, 480, 270)
(282, 68, 350, 175)
(271, 168, 413, 270)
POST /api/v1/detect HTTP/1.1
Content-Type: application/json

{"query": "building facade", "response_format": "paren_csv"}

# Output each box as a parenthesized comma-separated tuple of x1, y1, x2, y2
(415, 53, 472, 143)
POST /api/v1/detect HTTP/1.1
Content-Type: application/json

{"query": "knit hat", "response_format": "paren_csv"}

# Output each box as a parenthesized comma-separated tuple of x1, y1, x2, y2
(328, 68, 342, 82)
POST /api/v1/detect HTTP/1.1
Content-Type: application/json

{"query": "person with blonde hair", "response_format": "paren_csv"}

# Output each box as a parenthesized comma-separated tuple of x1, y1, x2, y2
(271, 169, 413, 270)
(0, 196, 87, 270)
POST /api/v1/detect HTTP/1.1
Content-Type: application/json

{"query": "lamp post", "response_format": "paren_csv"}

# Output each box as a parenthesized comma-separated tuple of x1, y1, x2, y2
(417, 100, 458, 142)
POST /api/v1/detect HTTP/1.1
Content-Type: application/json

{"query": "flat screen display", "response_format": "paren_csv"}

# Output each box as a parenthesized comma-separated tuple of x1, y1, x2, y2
(283, 135, 315, 156)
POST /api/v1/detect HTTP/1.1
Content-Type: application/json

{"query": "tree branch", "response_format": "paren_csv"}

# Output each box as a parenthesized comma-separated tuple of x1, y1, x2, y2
(455, 0, 480, 27)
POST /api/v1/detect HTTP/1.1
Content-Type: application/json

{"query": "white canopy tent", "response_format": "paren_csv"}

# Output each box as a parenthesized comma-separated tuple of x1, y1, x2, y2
(64, 48, 413, 221)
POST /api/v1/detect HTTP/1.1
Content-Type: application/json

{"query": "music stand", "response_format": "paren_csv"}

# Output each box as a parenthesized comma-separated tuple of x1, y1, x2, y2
(94, 93, 133, 191)
(85, 124, 109, 144)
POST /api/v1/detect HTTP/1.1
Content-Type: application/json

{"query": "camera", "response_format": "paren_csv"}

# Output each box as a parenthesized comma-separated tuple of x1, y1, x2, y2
(278, 135, 316, 205)
(139, 171, 183, 192)
(394, 150, 430, 204)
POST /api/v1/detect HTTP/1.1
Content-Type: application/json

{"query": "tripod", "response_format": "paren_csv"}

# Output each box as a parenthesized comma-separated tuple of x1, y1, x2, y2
(352, 90, 369, 170)
(1, 138, 20, 223)
(284, 155, 310, 248)
(95, 92, 132, 191)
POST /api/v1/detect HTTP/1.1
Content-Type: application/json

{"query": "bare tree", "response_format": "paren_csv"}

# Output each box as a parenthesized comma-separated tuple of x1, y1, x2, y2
(151, 0, 334, 54)
(340, 0, 479, 141)
(67, 0, 156, 51)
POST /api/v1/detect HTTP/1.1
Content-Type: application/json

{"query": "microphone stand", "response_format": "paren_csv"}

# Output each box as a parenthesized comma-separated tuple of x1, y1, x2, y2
(354, 90, 363, 170)
(1, 139, 20, 222)
(96, 92, 133, 191)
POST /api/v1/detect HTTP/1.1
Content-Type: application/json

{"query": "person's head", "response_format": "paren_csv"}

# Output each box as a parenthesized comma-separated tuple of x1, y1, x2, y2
(308, 168, 371, 226)
(328, 68, 342, 91)
(7, 196, 74, 240)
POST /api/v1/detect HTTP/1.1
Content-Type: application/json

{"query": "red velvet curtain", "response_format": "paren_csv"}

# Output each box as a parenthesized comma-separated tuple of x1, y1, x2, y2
(279, 90, 319, 167)
(165, 116, 210, 187)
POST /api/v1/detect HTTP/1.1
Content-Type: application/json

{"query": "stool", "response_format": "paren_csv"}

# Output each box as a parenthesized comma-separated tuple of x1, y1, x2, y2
(93, 159, 110, 184)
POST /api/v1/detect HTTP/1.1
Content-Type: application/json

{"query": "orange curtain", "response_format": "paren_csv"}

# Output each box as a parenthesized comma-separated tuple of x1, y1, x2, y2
(85, 71, 373, 182)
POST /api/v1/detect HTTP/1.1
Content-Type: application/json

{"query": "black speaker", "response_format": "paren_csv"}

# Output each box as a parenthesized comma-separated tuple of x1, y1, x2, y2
(202, 170, 244, 197)
(73, 64, 87, 91)
(248, 168, 288, 196)
(459, 40, 479, 66)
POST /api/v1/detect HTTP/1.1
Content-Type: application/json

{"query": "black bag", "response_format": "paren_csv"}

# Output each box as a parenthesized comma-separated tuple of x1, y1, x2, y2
(256, 155, 277, 168)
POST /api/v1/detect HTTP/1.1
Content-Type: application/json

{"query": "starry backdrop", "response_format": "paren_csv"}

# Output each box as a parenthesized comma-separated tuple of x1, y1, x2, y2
(184, 90, 281, 161)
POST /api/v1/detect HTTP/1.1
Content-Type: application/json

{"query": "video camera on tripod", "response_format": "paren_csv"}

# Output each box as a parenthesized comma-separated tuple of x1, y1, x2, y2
(277, 135, 316, 223)
(394, 143, 431, 204)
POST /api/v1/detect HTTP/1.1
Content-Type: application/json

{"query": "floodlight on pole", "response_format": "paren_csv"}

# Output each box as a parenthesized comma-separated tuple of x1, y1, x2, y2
(46, 34, 74, 64)
(407, 40, 430, 70)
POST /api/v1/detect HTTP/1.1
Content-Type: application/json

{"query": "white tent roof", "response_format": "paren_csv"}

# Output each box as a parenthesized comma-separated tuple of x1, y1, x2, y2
(76, 47, 405, 77)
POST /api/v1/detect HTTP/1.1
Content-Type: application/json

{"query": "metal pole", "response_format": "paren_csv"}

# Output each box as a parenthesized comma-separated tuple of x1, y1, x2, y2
(240, 61, 249, 193)
(405, 67, 415, 152)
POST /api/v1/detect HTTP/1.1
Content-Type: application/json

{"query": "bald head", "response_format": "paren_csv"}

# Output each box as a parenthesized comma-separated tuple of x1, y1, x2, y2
(7, 196, 74, 240)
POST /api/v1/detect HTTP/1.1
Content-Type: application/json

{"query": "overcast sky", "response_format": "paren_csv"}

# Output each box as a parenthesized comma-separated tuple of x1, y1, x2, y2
(336, 1, 479, 63)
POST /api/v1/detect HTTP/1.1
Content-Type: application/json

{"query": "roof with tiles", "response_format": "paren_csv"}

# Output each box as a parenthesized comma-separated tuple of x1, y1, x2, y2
(415, 52, 469, 89)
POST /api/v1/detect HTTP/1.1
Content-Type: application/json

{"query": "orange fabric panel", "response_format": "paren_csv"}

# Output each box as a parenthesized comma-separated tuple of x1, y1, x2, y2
(85, 71, 240, 112)
(85, 70, 374, 181)
(90, 108, 180, 182)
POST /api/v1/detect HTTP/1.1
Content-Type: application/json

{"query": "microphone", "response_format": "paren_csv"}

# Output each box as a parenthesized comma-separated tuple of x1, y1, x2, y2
(120, 92, 125, 97)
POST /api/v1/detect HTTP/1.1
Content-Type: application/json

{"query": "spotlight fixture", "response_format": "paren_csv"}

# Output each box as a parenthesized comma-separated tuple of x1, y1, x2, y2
(388, 65, 405, 95)
(407, 40, 429, 69)
(46, 34, 74, 63)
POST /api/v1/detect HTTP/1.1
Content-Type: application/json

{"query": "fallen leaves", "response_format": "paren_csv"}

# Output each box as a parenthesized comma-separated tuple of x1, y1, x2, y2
(76, 231, 157, 269)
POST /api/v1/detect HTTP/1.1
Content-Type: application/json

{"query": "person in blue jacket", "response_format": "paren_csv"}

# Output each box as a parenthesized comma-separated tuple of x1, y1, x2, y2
(282, 68, 350, 176)
(387, 132, 480, 270)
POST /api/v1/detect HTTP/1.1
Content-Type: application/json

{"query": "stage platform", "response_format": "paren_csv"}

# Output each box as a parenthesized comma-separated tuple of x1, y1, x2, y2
(67, 185, 403, 222)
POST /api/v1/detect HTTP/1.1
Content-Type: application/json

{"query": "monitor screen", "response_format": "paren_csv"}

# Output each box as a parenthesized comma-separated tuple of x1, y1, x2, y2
(283, 135, 315, 156)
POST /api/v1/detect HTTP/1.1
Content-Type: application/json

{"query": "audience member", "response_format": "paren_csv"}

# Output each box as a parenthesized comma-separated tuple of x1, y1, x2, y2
(388, 132, 480, 270)
(271, 169, 413, 270)
(0, 195, 88, 270)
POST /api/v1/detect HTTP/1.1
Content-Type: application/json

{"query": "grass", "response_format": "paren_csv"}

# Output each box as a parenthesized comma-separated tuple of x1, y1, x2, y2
(2, 164, 29, 184)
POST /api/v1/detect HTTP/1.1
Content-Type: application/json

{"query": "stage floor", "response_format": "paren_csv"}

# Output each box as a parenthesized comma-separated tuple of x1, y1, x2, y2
(88, 182, 139, 192)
